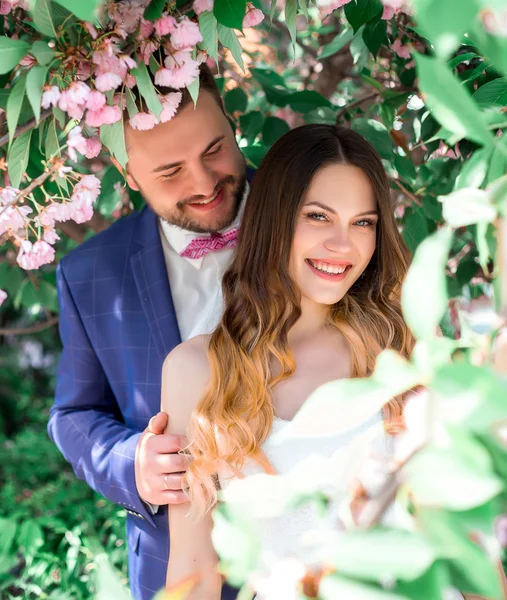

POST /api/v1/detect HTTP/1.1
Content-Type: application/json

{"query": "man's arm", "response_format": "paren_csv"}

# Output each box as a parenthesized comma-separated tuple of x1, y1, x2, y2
(48, 261, 155, 523)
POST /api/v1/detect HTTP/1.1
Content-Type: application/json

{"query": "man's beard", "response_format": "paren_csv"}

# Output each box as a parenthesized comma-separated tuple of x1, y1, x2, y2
(140, 173, 248, 234)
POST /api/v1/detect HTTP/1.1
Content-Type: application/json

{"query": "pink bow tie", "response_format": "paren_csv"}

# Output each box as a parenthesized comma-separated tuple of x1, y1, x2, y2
(179, 228, 239, 260)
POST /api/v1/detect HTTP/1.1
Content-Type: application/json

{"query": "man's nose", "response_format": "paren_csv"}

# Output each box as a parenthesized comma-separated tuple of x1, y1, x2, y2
(189, 163, 217, 199)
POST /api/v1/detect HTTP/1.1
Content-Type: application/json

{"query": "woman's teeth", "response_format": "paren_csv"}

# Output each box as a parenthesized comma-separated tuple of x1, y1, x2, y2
(308, 259, 348, 274)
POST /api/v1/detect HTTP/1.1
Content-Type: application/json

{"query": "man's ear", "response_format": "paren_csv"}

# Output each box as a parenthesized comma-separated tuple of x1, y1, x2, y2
(110, 156, 140, 191)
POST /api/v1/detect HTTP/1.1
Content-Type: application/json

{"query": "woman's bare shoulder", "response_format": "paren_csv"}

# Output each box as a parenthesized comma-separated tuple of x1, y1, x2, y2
(161, 334, 211, 433)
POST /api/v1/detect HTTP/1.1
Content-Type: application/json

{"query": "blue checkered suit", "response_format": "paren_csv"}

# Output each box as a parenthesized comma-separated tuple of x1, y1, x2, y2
(48, 204, 238, 600)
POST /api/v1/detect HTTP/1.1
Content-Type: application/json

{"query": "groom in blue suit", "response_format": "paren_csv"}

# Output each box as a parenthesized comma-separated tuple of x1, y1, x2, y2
(48, 65, 248, 600)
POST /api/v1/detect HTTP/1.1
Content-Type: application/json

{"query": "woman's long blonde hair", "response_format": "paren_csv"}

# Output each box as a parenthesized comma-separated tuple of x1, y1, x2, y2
(185, 125, 415, 516)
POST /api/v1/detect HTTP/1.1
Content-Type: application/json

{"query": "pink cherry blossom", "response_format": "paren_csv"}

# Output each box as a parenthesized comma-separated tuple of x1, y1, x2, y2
(139, 19, 155, 39)
(41, 86, 61, 109)
(43, 227, 60, 244)
(65, 81, 91, 105)
(155, 59, 199, 89)
(155, 14, 177, 37)
(72, 175, 101, 206)
(0, 2, 12, 15)
(140, 40, 160, 65)
(125, 73, 136, 88)
(164, 48, 192, 70)
(0, 186, 19, 206)
(67, 126, 88, 161)
(193, 0, 214, 15)
(85, 105, 122, 127)
(160, 92, 183, 123)
(171, 17, 203, 50)
(482, 8, 507, 36)
(129, 111, 159, 131)
(86, 90, 107, 111)
(20, 54, 37, 68)
(17, 240, 55, 270)
(0, 289, 7, 306)
(84, 137, 102, 159)
(318, 0, 352, 17)
(0, 205, 31, 237)
(84, 22, 98, 39)
(392, 38, 411, 59)
(108, 0, 147, 35)
(382, 5, 395, 19)
(95, 72, 123, 92)
(57, 165, 73, 179)
(66, 104, 85, 120)
(39, 202, 72, 227)
(243, 6, 264, 28)
(69, 201, 94, 224)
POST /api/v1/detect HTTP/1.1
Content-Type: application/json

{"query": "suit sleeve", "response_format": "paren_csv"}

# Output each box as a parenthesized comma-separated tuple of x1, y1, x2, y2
(48, 261, 156, 525)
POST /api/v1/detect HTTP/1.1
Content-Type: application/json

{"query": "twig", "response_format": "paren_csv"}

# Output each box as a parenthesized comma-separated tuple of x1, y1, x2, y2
(0, 168, 54, 219)
(0, 315, 59, 336)
(389, 176, 422, 207)
(271, 17, 318, 59)
(335, 92, 381, 123)
(0, 108, 52, 149)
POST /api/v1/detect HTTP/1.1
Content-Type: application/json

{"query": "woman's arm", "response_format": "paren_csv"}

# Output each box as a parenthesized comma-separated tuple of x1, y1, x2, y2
(161, 338, 222, 599)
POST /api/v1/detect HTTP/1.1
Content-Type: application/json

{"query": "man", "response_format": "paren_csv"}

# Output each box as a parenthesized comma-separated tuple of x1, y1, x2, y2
(48, 65, 248, 600)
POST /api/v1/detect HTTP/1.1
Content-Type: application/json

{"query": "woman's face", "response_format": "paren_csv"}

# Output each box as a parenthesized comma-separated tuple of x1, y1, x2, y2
(291, 163, 378, 307)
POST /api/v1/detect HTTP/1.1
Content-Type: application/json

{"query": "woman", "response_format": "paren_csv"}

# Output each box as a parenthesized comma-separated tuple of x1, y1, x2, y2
(161, 124, 415, 597)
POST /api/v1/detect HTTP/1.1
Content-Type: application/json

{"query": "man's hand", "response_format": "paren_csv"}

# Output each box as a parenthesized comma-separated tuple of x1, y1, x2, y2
(135, 412, 190, 505)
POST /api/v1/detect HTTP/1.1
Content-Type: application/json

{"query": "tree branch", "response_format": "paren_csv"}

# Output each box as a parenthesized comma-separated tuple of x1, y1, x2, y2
(0, 108, 52, 149)
(336, 92, 381, 123)
(0, 315, 59, 336)
(389, 176, 422, 207)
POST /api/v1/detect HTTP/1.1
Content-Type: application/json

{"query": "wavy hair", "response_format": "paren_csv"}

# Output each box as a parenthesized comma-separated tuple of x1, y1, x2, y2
(185, 124, 415, 516)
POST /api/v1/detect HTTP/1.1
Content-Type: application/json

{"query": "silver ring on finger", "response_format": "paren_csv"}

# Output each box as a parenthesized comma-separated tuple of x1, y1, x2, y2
(164, 474, 169, 491)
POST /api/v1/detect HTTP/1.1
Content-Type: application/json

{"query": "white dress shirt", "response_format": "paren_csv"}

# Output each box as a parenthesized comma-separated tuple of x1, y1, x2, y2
(158, 182, 248, 342)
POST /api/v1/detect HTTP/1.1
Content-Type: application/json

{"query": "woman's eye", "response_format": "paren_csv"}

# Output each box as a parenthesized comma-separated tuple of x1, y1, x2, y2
(306, 212, 328, 222)
(355, 219, 377, 228)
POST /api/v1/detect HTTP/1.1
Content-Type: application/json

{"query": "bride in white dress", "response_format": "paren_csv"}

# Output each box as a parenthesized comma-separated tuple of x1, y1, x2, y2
(161, 124, 415, 599)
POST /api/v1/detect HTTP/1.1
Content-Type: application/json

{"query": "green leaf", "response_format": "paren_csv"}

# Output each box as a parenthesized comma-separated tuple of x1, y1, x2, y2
(454, 146, 492, 190)
(330, 528, 436, 582)
(0, 518, 17, 555)
(411, 0, 480, 58)
(31, 0, 57, 38)
(284, 90, 331, 113)
(31, 40, 54, 65)
(319, 27, 354, 59)
(242, 143, 268, 168)
(0, 37, 31, 75)
(131, 61, 163, 119)
(6, 72, 27, 150)
(448, 51, 480, 70)
(217, 24, 244, 71)
(351, 118, 393, 160)
(320, 574, 407, 600)
(0, 262, 24, 296)
(402, 226, 452, 340)
(441, 188, 497, 228)
(262, 116, 290, 146)
(100, 120, 128, 169)
(344, 0, 383, 33)
(52, 105, 66, 128)
(20, 279, 58, 312)
(97, 165, 124, 217)
(125, 88, 139, 119)
(407, 429, 503, 511)
(225, 87, 248, 115)
(239, 110, 264, 144)
(284, 0, 297, 48)
(417, 508, 504, 599)
(362, 18, 387, 58)
(214, 0, 246, 30)
(45, 116, 60, 159)
(199, 11, 219, 61)
(143, 0, 166, 20)
(187, 76, 199, 107)
(26, 65, 49, 124)
(250, 68, 288, 89)
(8, 130, 32, 188)
(473, 77, 507, 107)
(402, 207, 429, 254)
(52, 0, 102, 22)
(17, 520, 44, 556)
(486, 139, 507, 186)
(414, 53, 493, 147)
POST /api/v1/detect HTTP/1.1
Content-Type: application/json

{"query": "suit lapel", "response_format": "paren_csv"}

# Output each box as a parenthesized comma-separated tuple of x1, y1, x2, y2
(130, 206, 181, 363)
